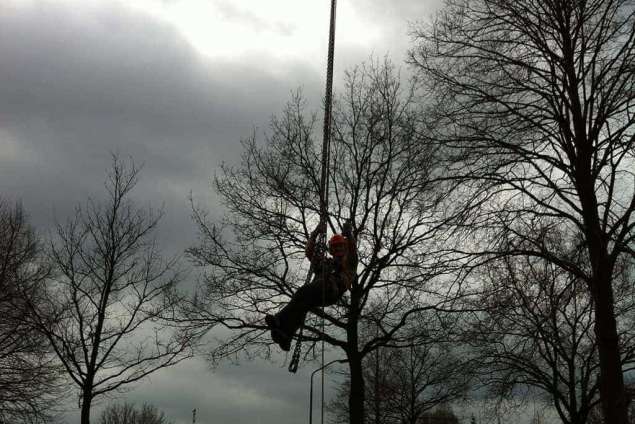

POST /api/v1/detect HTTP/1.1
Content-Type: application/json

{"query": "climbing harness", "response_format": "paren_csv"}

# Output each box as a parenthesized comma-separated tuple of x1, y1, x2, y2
(288, 0, 337, 376)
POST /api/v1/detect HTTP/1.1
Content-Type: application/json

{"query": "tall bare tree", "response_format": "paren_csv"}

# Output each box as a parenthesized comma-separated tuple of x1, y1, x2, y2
(465, 231, 635, 424)
(187, 61, 456, 423)
(410, 0, 635, 421)
(0, 200, 61, 423)
(28, 156, 193, 424)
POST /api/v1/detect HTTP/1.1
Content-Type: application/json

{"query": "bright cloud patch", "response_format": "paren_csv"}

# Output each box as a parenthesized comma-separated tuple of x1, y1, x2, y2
(127, 0, 382, 62)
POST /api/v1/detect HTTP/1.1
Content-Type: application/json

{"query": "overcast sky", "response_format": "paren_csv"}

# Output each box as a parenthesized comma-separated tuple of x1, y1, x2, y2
(0, 1, 448, 423)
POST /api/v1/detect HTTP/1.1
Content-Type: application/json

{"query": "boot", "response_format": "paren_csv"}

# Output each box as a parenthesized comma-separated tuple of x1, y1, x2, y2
(265, 314, 291, 351)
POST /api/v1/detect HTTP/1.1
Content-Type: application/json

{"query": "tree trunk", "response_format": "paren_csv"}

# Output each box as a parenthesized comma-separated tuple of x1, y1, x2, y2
(583, 214, 627, 423)
(348, 287, 365, 424)
(581, 207, 628, 423)
(592, 273, 628, 424)
(575, 138, 628, 423)
(80, 389, 92, 424)
(349, 350, 365, 424)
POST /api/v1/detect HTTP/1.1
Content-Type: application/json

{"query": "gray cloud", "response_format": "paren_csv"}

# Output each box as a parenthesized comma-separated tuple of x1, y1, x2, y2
(0, 1, 322, 245)
(108, 356, 343, 424)
(348, 0, 444, 63)
(212, 0, 296, 37)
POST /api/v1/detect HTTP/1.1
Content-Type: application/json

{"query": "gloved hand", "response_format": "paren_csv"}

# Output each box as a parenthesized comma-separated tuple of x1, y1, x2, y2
(313, 218, 327, 235)
(342, 219, 353, 236)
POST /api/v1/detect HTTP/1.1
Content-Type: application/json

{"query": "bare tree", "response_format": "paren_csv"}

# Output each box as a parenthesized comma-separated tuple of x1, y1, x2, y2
(28, 156, 193, 424)
(0, 200, 61, 423)
(330, 336, 469, 424)
(98, 402, 173, 424)
(465, 233, 635, 424)
(186, 60, 456, 423)
(98, 403, 137, 424)
(329, 313, 469, 424)
(410, 0, 635, 421)
(380, 344, 468, 424)
(136, 404, 172, 424)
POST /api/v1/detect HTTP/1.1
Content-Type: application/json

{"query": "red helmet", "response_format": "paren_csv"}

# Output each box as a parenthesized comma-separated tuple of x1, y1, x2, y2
(328, 234, 348, 256)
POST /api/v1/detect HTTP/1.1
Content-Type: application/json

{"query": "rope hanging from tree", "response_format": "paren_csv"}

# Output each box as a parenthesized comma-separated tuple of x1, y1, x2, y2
(287, 0, 337, 377)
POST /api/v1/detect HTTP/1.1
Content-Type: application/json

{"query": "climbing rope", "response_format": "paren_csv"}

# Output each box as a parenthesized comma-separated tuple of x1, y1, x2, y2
(287, 241, 323, 373)
(288, 0, 337, 386)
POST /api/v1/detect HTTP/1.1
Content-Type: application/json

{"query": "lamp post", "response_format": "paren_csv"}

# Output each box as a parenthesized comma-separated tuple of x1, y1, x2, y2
(309, 359, 347, 424)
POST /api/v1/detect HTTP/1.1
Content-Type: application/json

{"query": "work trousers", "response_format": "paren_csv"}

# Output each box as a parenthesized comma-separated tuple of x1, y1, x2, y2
(275, 279, 344, 338)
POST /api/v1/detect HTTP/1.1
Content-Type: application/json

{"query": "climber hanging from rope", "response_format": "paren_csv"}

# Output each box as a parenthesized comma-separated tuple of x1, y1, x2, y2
(264, 0, 343, 367)
(265, 218, 358, 351)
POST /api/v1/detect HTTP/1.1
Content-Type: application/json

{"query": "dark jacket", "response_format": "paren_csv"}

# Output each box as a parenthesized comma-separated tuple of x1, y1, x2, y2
(305, 225, 358, 292)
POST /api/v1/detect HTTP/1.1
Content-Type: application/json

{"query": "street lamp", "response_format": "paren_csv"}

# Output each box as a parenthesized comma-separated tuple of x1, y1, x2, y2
(309, 359, 347, 424)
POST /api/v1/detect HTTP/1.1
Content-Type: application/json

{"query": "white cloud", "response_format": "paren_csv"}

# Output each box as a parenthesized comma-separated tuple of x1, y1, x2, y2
(124, 0, 382, 64)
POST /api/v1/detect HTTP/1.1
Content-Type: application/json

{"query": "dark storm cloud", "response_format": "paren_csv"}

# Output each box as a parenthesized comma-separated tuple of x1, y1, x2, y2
(0, 1, 321, 248)
(0, 2, 331, 423)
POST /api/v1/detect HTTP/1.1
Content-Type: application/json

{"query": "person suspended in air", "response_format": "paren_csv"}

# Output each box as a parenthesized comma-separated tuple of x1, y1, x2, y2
(265, 219, 358, 351)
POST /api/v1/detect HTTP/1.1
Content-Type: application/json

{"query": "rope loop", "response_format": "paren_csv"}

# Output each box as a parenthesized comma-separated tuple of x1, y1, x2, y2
(288, 326, 303, 373)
